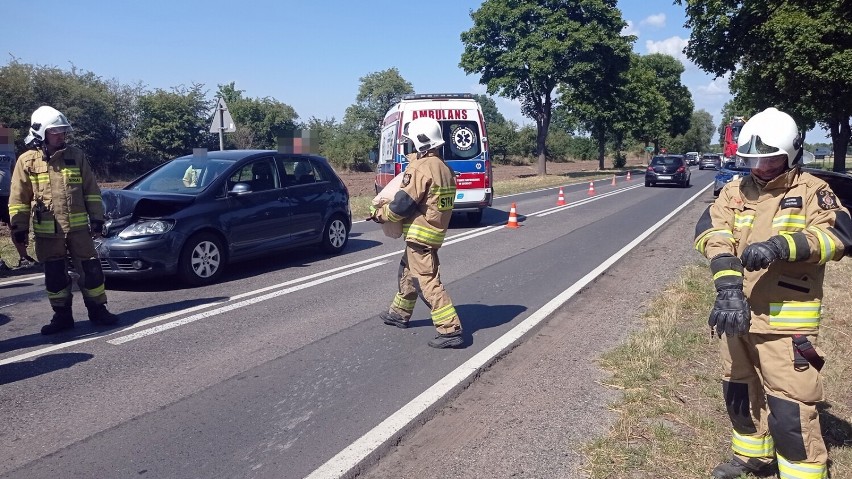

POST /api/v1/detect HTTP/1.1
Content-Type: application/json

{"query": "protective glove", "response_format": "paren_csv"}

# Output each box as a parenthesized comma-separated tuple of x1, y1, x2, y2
(90, 220, 104, 238)
(709, 286, 752, 338)
(12, 230, 29, 245)
(368, 205, 385, 223)
(741, 235, 789, 271)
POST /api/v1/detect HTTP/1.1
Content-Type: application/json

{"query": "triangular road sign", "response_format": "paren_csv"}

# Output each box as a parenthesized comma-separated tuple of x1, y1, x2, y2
(209, 97, 236, 133)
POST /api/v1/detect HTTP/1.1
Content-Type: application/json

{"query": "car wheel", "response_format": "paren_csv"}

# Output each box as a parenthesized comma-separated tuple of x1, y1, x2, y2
(466, 210, 483, 225)
(178, 232, 225, 286)
(321, 214, 349, 254)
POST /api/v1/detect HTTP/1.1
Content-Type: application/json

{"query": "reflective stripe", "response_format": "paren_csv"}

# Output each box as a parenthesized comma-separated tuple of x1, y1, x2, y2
(47, 288, 71, 300)
(780, 232, 798, 262)
(731, 429, 775, 457)
(32, 220, 56, 234)
(734, 213, 755, 228)
(403, 223, 445, 247)
(807, 226, 835, 264)
(777, 454, 827, 479)
(695, 229, 734, 255)
(85, 194, 101, 203)
(69, 212, 89, 228)
(383, 204, 403, 223)
(82, 284, 105, 298)
(713, 269, 743, 281)
(8, 204, 31, 215)
(769, 301, 821, 328)
(392, 293, 415, 312)
(431, 303, 457, 325)
(773, 214, 806, 230)
(62, 167, 82, 184)
(29, 173, 49, 183)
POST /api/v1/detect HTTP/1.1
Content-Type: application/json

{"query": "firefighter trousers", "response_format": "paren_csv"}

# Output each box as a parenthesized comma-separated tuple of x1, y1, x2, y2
(388, 241, 462, 335)
(35, 230, 108, 308)
(720, 333, 827, 479)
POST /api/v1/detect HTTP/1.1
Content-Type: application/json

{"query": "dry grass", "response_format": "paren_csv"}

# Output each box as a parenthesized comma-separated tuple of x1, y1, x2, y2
(585, 260, 852, 478)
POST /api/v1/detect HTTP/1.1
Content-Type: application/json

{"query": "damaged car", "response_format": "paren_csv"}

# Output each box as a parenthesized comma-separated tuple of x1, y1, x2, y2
(97, 150, 351, 286)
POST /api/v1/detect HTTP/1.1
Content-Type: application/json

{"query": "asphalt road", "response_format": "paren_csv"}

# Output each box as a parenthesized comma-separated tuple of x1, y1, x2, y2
(0, 169, 718, 479)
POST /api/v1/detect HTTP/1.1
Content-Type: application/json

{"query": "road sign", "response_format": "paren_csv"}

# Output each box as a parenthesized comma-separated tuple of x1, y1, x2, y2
(209, 98, 236, 133)
(645, 146, 654, 152)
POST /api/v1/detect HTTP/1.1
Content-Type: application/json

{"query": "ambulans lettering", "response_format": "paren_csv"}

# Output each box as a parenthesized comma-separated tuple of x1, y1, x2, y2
(411, 109, 469, 121)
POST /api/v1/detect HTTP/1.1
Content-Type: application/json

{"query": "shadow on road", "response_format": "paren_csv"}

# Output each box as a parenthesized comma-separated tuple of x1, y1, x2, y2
(0, 352, 93, 385)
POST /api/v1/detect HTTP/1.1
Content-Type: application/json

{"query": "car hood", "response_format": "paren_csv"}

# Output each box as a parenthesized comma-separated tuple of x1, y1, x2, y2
(102, 189, 196, 235)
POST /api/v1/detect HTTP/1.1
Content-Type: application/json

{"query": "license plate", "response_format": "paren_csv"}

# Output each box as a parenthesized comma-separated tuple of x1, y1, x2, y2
(658, 175, 672, 180)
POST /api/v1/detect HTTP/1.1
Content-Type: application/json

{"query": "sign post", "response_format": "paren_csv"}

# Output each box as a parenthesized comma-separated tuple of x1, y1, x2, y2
(209, 97, 236, 151)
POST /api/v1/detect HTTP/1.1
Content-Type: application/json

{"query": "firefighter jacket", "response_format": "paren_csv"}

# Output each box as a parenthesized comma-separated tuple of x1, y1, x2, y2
(7, 146, 104, 238)
(377, 152, 456, 248)
(695, 167, 852, 335)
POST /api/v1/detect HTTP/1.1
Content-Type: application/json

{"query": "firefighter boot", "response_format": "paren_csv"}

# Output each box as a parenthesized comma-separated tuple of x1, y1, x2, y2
(41, 306, 75, 335)
(711, 457, 777, 479)
(87, 303, 119, 326)
(380, 311, 409, 328)
(428, 330, 464, 349)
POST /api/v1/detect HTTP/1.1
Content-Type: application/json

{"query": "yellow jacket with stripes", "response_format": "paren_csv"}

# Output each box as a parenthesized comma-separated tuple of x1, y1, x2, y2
(377, 152, 456, 249)
(695, 167, 852, 334)
(8, 146, 104, 238)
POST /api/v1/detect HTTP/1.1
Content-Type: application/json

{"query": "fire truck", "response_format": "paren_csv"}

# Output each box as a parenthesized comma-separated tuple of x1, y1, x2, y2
(723, 116, 747, 160)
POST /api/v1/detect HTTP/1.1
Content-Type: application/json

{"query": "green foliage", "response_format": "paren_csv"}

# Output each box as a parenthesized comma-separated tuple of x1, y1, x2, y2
(639, 54, 694, 138)
(343, 68, 413, 141)
(473, 94, 506, 127)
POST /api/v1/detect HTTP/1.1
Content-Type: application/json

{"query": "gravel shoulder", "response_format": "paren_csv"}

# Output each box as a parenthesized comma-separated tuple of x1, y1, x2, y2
(359, 192, 712, 479)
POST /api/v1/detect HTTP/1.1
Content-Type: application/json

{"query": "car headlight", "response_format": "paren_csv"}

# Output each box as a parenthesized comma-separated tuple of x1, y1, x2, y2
(118, 220, 175, 239)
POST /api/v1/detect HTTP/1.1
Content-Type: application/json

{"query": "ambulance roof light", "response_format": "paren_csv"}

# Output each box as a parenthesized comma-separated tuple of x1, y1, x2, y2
(403, 93, 475, 101)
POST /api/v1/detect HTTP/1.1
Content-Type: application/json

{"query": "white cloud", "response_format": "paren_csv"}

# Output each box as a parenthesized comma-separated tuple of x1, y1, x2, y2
(645, 36, 690, 65)
(695, 75, 731, 97)
(640, 13, 666, 28)
(622, 20, 639, 38)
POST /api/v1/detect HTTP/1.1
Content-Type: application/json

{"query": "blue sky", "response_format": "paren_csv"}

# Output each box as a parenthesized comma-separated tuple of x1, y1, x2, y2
(3, 1, 731, 131)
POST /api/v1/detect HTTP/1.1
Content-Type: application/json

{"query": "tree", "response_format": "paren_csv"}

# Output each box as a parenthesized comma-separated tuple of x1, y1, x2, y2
(343, 68, 413, 141)
(472, 94, 506, 126)
(680, 109, 716, 153)
(461, 0, 631, 175)
(216, 82, 298, 150)
(132, 84, 211, 168)
(677, 0, 852, 171)
(639, 54, 694, 141)
(610, 54, 669, 161)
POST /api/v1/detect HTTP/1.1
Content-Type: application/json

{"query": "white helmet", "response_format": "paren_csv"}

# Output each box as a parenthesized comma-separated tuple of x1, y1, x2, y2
(25, 106, 73, 146)
(736, 107, 802, 168)
(403, 117, 445, 154)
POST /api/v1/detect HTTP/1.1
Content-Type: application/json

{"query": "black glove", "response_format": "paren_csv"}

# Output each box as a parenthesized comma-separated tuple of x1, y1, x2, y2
(741, 235, 789, 271)
(12, 230, 29, 245)
(90, 221, 104, 237)
(709, 286, 751, 338)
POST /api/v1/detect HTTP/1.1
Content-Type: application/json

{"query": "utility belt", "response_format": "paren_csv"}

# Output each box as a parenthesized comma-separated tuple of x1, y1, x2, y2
(792, 335, 824, 372)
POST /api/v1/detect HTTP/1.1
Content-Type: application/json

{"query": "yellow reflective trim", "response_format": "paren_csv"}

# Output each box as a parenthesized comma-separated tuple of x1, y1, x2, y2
(392, 293, 415, 311)
(29, 173, 50, 183)
(82, 284, 105, 298)
(713, 269, 743, 281)
(384, 204, 403, 223)
(403, 224, 446, 246)
(85, 195, 102, 202)
(773, 214, 806, 230)
(777, 453, 827, 479)
(780, 232, 797, 262)
(8, 204, 31, 214)
(431, 304, 457, 324)
(437, 193, 454, 211)
(769, 301, 821, 328)
(731, 429, 775, 457)
(69, 213, 90, 227)
(734, 213, 755, 228)
(32, 221, 56, 233)
(807, 226, 835, 264)
(47, 289, 71, 299)
(694, 229, 734, 255)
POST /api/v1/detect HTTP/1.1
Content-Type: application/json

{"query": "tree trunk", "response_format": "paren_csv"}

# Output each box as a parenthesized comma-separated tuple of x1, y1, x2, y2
(535, 100, 552, 176)
(829, 116, 850, 173)
(597, 128, 606, 170)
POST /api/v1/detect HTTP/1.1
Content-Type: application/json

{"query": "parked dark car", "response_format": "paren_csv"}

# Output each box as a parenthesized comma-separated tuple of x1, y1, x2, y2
(699, 153, 722, 170)
(96, 150, 351, 285)
(645, 155, 691, 187)
(712, 164, 852, 209)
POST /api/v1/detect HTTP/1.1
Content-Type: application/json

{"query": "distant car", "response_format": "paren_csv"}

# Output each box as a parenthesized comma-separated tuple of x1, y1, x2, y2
(96, 150, 351, 285)
(645, 155, 691, 188)
(699, 153, 722, 170)
(684, 151, 700, 166)
(713, 160, 751, 196)
(713, 163, 852, 209)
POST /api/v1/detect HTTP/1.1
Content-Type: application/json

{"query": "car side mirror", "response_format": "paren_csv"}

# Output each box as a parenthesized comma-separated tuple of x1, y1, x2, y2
(228, 182, 252, 196)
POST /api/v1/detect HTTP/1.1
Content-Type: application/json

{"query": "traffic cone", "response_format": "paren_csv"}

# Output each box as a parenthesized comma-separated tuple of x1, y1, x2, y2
(587, 181, 596, 196)
(556, 187, 566, 206)
(611, 175, 616, 186)
(506, 202, 520, 229)
(626, 170, 632, 181)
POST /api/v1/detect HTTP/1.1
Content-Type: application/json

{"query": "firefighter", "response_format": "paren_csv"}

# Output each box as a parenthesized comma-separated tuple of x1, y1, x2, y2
(370, 117, 464, 349)
(8, 106, 119, 334)
(694, 107, 852, 479)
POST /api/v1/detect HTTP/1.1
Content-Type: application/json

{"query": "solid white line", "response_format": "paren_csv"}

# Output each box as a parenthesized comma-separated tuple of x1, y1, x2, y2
(304, 181, 714, 479)
(107, 261, 390, 345)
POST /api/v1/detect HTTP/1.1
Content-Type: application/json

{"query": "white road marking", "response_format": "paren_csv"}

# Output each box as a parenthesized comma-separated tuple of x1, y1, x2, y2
(304, 181, 714, 479)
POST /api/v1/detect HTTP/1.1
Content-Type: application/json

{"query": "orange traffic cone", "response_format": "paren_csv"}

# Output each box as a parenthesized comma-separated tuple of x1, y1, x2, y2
(626, 170, 632, 181)
(588, 181, 596, 196)
(556, 187, 566, 206)
(611, 175, 616, 186)
(506, 202, 520, 229)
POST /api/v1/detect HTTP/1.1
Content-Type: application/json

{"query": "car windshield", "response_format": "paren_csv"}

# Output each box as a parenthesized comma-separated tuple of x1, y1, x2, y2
(126, 158, 236, 193)
(651, 157, 683, 166)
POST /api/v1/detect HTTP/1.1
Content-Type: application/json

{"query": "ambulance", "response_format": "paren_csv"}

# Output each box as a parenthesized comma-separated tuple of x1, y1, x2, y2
(375, 93, 492, 224)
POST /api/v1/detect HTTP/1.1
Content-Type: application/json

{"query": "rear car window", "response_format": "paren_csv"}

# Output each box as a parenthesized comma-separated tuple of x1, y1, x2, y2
(651, 157, 683, 166)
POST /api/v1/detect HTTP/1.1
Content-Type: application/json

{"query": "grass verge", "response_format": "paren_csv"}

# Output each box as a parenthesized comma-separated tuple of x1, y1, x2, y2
(584, 260, 852, 478)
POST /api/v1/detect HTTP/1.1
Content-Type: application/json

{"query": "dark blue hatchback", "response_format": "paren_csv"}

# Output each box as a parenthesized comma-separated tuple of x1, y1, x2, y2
(96, 150, 351, 285)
